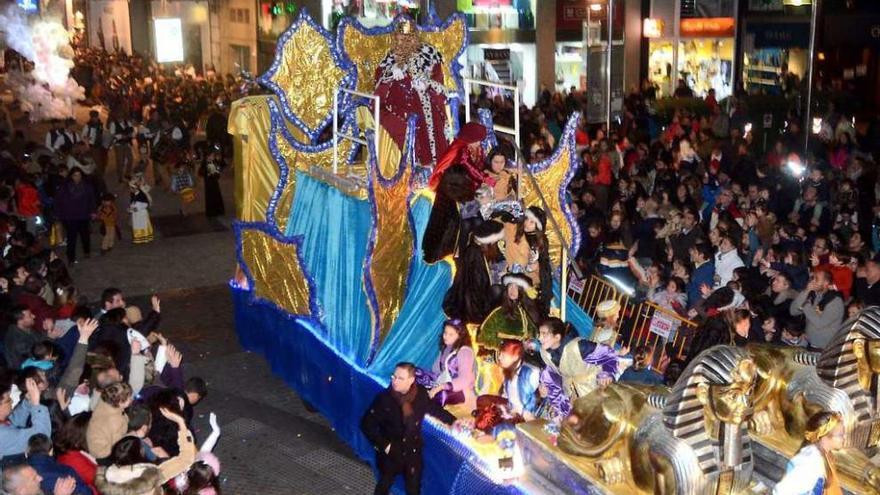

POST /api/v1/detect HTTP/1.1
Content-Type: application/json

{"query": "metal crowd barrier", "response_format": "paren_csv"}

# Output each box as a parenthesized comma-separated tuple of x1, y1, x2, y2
(567, 273, 699, 366)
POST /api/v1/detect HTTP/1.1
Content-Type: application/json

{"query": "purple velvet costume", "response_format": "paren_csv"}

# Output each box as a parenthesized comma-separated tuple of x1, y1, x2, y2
(415, 345, 476, 407)
(538, 339, 620, 421)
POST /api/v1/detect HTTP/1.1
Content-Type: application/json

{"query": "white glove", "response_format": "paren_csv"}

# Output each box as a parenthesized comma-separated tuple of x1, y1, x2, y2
(200, 412, 221, 453)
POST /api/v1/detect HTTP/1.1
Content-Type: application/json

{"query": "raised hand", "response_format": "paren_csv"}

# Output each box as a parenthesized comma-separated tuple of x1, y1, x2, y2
(166, 344, 183, 368)
(26, 377, 41, 405)
(159, 407, 186, 426)
(53, 477, 76, 495)
(151, 294, 161, 313)
(56, 388, 70, 411)
(77, 318, 99, 342)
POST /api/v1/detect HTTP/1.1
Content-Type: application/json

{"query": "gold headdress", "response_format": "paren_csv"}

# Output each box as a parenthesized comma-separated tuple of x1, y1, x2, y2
(395, 18, 416, 35)
(805, 412, 842, 443)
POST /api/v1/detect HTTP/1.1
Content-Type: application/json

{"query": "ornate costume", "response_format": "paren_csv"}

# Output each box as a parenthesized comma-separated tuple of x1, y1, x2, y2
(374, 40, 449, 167)
(129, 186, 153, 244)
(417, 345, 477, 411)
(442, 221, 505, 325)
(502, 362, 541, 418)
(538, 336, 621, 421)
(477, 274, 541, 351)
(423, 123, 488, 263)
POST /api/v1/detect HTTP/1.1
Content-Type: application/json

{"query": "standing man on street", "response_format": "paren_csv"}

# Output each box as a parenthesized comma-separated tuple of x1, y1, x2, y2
(108, 111, 135, 184)
(361, 362, 456, 495)
(81, 110, 108, 178)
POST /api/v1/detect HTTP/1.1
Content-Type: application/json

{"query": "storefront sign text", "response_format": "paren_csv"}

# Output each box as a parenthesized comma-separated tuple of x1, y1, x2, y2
(680, 17, 735, 38)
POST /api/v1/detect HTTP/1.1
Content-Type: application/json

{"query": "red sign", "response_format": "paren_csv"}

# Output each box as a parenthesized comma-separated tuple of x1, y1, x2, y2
(680, 17, 736, 37)
(557, 0, 589, 31)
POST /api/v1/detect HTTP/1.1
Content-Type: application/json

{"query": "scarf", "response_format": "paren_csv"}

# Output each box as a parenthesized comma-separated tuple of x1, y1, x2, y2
(391, 384, 418, 422)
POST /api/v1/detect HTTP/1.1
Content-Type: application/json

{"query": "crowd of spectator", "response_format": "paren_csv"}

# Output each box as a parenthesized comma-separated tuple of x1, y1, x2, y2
(474, 78, 880, 367)
(0, 46, 232, 495)
(0, 243, 220, 495)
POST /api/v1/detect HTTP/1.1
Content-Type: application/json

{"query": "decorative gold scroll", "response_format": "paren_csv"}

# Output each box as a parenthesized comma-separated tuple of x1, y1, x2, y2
(263, 16, 348, 135)
(521, 129, 578, 267)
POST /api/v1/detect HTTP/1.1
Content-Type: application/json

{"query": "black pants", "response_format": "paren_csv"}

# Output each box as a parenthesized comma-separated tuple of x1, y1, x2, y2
(374, 453, 421, 495)
(63, 219, 91, 262)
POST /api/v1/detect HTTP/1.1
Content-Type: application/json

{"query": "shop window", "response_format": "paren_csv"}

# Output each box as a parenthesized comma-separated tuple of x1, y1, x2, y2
(648, 38, 733, 99)
(231, 44, 251, 72)
(329, 0, 423, 28)
(458, 0, 536, 31)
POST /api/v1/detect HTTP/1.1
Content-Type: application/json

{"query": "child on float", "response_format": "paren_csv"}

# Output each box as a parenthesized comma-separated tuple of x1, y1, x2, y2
(772, 411, 844, 495)
(533, 317, 625, 422)
(415, 319, 477, 412)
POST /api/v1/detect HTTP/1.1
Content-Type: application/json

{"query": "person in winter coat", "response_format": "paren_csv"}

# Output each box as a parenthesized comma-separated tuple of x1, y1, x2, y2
(0, 378, 50, 464)
(361, 362, 456, 495)
(53, 168, 96, 264)
(95, 408, 196, 495)
(56, 413, 100, 494)
(26, 434, 92, 495)
(86, 382, 133, 461)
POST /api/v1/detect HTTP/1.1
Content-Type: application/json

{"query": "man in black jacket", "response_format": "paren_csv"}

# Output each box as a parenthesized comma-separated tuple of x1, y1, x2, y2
(361, 362, 456, 495)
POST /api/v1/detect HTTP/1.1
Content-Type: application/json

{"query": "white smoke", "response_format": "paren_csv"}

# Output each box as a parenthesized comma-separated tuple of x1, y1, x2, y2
(0, 4, 85, 121)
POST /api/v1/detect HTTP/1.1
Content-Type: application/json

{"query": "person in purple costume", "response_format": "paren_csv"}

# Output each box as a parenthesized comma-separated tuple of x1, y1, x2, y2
(535, 318, 623, 422)
(415, 319, 477, 412)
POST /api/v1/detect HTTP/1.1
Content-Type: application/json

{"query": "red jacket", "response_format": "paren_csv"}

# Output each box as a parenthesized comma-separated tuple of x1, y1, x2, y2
(57, 450, 98, 495)
(816, 264, 854, 300)
(15, 183, 41, 217)
(16, 292, 55, 331)
(594, 154, 613, 186)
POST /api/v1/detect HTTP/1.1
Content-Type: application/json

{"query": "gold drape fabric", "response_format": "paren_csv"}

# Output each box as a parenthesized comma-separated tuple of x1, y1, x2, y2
(229, 96, 278, 223)
(368, 126, 413, 347)
(240, 228, 313, 316)
(229, 96, 357, 228)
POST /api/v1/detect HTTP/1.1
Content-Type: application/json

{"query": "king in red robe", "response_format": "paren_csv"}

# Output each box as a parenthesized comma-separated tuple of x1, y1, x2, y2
(374, 20, 449, 167)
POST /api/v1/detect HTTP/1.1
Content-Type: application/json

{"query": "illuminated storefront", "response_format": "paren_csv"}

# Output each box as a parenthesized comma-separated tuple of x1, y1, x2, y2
(321, 0, 423, 29)
(737, 1, 812, 96)
(646, 0, 736, 99)
(741, 21, 809, 94)
(457, 0, 538, 106)
(556, 41, 585, 90)
(458, 0, 535, 31)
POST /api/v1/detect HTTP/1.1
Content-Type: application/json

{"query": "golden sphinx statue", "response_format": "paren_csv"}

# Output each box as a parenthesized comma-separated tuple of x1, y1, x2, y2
(747, 307, 880, 494)
(557, 346, 758, 495)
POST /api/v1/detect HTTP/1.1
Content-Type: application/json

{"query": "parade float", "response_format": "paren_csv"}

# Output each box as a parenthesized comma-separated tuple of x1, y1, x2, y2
(227, 8, 880, 494)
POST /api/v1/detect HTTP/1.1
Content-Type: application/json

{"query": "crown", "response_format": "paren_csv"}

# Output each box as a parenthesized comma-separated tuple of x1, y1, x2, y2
(395, 19, 416, 35)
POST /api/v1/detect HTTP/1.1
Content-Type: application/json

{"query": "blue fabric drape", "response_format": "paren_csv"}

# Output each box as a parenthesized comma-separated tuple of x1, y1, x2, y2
(285, 172, 373, 364)
(233, 285, 528, 495)
(552, 281, 594, 339)
(368, 195, 453, 378)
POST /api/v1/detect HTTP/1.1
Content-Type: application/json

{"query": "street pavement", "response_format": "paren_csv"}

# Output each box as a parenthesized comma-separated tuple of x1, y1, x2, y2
(90, 186, 377, 494)
(2, 94, 378, 494)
